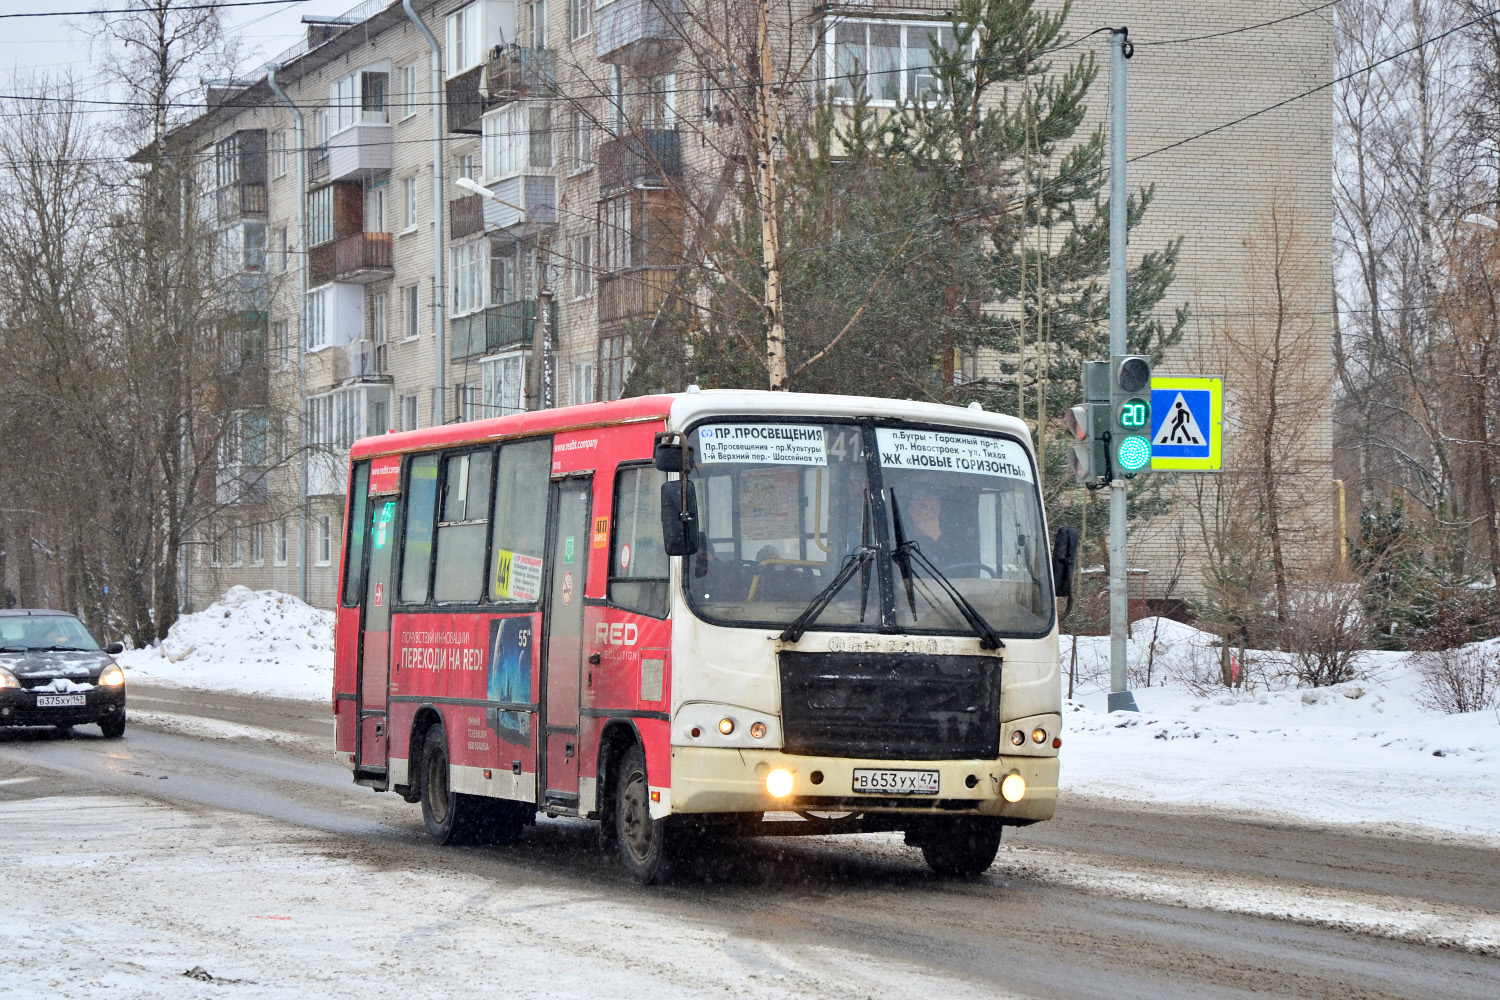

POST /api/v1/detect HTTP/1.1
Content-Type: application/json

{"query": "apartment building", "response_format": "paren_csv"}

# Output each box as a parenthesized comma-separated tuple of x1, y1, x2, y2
(166, 0, 1333, 610)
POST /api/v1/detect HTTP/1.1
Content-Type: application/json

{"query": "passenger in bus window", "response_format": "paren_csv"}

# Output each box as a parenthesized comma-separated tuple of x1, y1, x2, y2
(906, 487, 968, 570)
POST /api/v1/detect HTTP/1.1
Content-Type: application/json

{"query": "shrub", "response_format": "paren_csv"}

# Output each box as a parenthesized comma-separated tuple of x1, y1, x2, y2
(1415, 641, 1500, 714)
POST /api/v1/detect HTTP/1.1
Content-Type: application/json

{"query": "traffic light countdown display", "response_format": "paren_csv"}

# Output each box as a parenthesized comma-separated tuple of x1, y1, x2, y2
(1110, 355, 1153, 476)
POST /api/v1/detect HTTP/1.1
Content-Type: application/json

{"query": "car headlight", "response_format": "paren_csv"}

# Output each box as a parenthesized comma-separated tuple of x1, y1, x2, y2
(98, 664, 125, 687)
(0, 667, 19, 689)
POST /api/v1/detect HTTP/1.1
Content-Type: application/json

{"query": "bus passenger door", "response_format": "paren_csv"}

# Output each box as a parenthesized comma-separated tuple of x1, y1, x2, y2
(357, 495, 399, 773)
(539, 476, 591, 810)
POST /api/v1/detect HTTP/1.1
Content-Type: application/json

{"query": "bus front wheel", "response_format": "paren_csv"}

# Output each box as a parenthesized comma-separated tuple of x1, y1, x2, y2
(420, 722, 482, 845)
(910, 818, 1002, 878)
(614, 743, 675, 884)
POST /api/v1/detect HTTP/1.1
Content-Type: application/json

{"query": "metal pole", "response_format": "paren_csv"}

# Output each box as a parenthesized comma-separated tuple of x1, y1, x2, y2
(404, 0, 446, 425)
(1108, 28, 1138, 713)
(268, 65, 309, 604)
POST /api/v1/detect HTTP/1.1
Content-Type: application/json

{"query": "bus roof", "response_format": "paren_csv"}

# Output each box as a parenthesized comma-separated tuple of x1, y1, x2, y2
(348, 390, 1031, 460)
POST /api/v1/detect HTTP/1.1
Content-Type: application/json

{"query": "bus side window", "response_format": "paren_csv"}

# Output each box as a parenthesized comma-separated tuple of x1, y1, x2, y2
(400, 454, 440, 603)
(433, 449, 493, 603)
(609, 465, 669, 618)
(489, 437, 551, 603)
(342, 461, 371, 607)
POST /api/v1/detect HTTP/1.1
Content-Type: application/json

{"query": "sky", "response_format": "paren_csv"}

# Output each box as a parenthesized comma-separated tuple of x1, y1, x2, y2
(3, 0, 371, 98)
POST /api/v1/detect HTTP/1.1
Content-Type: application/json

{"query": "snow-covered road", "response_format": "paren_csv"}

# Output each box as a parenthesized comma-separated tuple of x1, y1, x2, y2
(2, 701, 1498, 1000)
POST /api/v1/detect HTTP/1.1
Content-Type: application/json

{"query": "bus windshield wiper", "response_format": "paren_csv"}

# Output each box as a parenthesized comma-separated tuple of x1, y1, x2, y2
(781, 492, 879, 644)
(888, 490, 1005, 651)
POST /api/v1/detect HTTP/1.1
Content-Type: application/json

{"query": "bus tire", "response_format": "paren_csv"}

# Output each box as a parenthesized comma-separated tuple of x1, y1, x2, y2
(614, 742, 673, 884)
(916, 818, 1002, 878)
(419, 722, 480, 845)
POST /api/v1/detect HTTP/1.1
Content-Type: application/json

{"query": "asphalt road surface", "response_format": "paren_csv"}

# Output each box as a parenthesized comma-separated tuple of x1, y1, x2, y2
(2, 683, 1498, 1000)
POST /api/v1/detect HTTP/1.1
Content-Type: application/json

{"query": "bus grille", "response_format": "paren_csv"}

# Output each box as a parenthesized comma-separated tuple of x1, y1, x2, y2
(777, 651, 1001, 760)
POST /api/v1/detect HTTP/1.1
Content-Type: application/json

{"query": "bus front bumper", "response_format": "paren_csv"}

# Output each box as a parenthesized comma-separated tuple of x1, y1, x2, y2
(668, 747, 1058, 823)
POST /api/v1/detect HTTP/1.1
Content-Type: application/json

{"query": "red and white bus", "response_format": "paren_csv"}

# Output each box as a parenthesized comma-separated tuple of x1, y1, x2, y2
(335, 390, 1073, 882)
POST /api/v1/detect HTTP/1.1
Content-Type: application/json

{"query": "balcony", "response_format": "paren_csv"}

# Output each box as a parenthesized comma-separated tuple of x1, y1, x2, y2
(216, 463, 270, 506)
(447, 65, 486, 134)
(450, 301, 541, 360)
(486, 45, 557, 105)
(327, 120, 392, 181)
(598, 267, 676, 327)
(450, 193, 485, 240)
(481, 174, 557, 230)
(334, 338, 391, 383)
(308, 232, 394, 286)
(598, 129, 681, 193)
(595, 0, 684, 68)
(216, 181, 267, 222)
(308, 145, 330, 186)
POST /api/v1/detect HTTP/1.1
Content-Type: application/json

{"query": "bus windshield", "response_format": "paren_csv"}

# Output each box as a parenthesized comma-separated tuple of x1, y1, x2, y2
(684, 420, 1052, 636)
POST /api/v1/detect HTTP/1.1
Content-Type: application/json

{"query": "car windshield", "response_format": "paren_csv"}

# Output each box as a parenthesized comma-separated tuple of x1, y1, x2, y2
(0, 615, 101, 651)
(683, 419, 1052, 636)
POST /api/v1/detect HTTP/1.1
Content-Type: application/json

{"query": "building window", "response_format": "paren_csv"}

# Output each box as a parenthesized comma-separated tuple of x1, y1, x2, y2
(445, 3, 483, 78)
(401, 393, 419, 431)
(210, 525, 223, 567)
(527, 0, 547, 48)
(275, 227, 288, 271)
(455, 382, 480, 422)
(309, 185, 334, 246)
(455, 150, 477, 181)
(400, 63, 418, 120)
(229, 521, 243, 567)
(317, 514, 332, 566)
(305, 288, 329, 351)
(307, 386, 393, 450)
(275, 519, 289, 566)
(570, 233, 593, 298)
(644, 73, 676, 129)
(401, 283, 419, 339)
(251, 523, 265, 565)
(368, 185, 387, 232)
(482, 105, 551, 180)
(492, 251, 517, 304)
(572, 360, 596, 404)
(401, 176, 418, 230)
(569, 109, 593, 173)
(481, 352, 527, 417)
(569, 0, 591, 41)
(598, 195, 632, 273)
(452, 239, 486, 316)
(370, 291, 389, 373)
(272, 320, 289, 365)
(272, 130, 287, 178)
(600, 332, 631, 401)
(825, 19, 958, 105)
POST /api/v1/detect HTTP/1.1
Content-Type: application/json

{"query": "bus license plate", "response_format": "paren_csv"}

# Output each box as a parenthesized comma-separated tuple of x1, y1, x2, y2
(851, 769, 939, 795)
(36, 694, 86, 708)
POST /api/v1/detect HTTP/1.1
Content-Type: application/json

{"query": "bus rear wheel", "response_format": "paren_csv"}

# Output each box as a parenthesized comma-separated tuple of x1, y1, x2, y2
(419, 722, 482, 845)
(912, 817, 1002, 878)
(614, 743, 675, 884)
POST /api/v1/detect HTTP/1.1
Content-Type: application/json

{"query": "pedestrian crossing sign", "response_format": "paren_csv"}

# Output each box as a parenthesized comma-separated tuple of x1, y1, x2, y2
(1149, 376, 1222, 471)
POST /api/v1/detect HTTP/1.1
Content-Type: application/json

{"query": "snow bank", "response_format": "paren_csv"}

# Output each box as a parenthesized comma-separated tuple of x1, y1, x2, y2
(119, 586, 333, 701)
(1061, 619, 1500, 842)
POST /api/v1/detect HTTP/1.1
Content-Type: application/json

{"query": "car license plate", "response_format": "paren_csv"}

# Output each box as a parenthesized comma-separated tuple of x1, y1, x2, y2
(36, 694, 86, 708)
(851, 768, 940, 795)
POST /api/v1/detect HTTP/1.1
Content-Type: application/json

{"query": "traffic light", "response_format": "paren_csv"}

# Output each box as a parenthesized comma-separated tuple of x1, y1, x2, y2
(1066, 361, 1112, 485)
(1110, 355, 1153, 477)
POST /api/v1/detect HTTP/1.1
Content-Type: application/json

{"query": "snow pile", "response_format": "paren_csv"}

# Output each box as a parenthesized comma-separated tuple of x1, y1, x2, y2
(119, 586, 334, 701)
(1061, 619, 1500, 842)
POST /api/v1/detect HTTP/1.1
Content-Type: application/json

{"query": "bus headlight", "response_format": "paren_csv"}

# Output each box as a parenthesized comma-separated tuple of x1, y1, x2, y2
(1000, 773, 1026, 802)
(749, 721, 767, 740)
(718, 717, 735, 736)
(766, 768, 794, 798)
(1009, 730, 1025, 747)
(1031, 727, 1047, 744)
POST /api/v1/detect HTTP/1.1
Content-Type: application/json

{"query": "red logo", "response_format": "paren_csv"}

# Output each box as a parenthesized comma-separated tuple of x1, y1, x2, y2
(561, 572, 574, 605)
(373, 582, 383, 606)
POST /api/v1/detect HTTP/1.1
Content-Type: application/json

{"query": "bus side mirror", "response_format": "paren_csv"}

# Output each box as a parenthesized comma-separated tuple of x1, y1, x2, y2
(660, 479, 700, 556)
(1051, 526, 1080, 598)
(653, 440, 687, 472)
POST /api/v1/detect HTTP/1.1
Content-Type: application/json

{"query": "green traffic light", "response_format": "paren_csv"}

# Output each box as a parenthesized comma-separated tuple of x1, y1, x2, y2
(1117, 435, 1151, 472)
